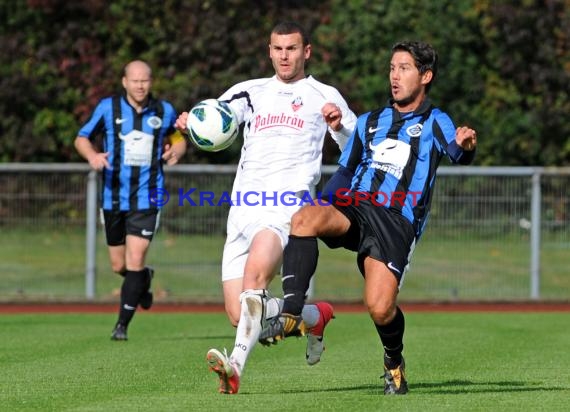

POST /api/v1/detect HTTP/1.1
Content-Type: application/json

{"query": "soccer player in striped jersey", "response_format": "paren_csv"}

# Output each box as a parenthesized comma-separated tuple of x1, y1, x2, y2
(176, 21, 357, 394)
(75, 60, 187, 341)
(260, 41, 477, 395)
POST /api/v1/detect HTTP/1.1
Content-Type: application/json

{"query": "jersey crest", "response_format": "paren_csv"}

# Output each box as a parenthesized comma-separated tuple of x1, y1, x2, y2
(291, 96, 303, 111)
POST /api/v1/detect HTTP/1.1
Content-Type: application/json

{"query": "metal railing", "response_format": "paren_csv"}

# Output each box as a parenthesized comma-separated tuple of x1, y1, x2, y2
(1, 163, 568, 302)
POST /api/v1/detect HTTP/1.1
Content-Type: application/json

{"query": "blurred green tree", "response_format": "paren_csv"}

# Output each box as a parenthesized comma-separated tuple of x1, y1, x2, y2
(0, 0, 568, 165)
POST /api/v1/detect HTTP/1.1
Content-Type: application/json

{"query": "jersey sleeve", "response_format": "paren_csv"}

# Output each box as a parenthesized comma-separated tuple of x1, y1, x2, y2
(432, 110, 475, 165)
(162, 101, 180, 138)
(338, 115, 365, 172)
(77, 99, 108, 140)
(328, 91, 358, 151)
(322, 165, 354, 196)
(218, 80, 259, 126)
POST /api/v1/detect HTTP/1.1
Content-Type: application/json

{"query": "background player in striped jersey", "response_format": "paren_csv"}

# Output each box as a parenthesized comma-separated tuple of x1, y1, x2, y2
(176, 21, 357, 394)
(260, 41, 477, 395)
(75, 60, 187, 341)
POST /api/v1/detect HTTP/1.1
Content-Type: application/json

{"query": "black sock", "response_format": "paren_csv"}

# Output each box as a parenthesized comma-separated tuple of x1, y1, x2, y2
(117, 269, 147, 327)
(375, 306, 405, 368)
(143, 267, 153, 292)
(281, 235, 319, 316)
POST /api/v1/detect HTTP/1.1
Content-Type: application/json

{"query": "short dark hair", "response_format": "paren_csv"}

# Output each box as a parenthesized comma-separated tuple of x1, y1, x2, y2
(271, 21, 310, 46)
(392, 41, 438, 92)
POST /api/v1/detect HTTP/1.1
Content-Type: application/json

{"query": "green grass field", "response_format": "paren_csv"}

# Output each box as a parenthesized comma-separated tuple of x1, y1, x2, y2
(1, 311, 568, 411)
(2, 228, 570, 302)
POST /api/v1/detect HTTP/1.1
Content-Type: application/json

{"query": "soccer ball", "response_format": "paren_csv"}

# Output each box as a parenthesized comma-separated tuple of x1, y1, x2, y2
(186, 99, 239, 152)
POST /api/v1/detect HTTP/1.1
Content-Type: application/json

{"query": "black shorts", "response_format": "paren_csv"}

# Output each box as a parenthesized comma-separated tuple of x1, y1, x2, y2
(320, 197, 416, 283)
(100, 209, 160, 246)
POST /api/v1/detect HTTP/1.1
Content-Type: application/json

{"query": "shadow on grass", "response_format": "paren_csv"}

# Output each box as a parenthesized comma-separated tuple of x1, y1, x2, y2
(271, 380, 566, 395)
(409, 379, 567, 394)
(159, 334, 236, 341)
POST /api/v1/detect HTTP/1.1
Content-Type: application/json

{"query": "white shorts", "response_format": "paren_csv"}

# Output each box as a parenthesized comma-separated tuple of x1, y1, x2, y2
(221, 204, 301, 281)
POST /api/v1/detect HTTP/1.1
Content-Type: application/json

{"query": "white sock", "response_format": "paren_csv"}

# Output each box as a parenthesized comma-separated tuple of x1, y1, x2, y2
(229, 289, 265, 376)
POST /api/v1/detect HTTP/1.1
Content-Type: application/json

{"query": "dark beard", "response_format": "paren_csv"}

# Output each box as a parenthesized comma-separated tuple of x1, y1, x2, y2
(392, 88, 421, 108)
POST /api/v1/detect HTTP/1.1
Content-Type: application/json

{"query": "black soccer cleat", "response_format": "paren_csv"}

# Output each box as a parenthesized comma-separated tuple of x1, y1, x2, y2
(383, 357, 408, 395)
(111, 323, 128, 341)
(258, 313, 307, 346)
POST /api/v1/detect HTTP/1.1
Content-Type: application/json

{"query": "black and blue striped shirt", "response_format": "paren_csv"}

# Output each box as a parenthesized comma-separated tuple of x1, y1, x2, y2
(339, 98, 474, 237)
(77, 94, 178, 211)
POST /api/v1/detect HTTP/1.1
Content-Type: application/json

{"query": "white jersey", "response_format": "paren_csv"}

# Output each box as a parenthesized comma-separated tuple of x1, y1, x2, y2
(219, 75, 357, 197)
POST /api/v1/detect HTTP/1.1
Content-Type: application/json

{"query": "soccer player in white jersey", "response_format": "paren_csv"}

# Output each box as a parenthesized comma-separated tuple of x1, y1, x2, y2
(175, 21, 357, 394)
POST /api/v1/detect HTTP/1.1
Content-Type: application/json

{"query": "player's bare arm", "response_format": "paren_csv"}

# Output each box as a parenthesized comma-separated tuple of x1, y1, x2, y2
(455, 126, 477, 151)
(162, 144, 179, 166)
(74, 137, 110, 171)
(162, 132, 186, 166)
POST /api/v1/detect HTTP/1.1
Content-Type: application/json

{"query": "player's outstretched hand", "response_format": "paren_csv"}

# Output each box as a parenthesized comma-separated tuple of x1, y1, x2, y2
(456, 126, 477, 151)
(321, 102, 343, 132)
(175, 112, 189, 134)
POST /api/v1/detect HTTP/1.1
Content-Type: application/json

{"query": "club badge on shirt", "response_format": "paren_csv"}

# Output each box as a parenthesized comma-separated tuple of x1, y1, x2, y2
(291, 96, 303, 112)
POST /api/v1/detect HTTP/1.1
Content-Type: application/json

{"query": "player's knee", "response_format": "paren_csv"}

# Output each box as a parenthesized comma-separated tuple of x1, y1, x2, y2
(244, 272, 270, 288)
(367, 301, 396, 325)
(290, 209, 317, 234)
(111, 262, 126, 274)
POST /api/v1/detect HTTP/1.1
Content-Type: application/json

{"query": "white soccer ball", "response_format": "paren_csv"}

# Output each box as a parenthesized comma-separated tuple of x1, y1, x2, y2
(186, 99, 239, 152)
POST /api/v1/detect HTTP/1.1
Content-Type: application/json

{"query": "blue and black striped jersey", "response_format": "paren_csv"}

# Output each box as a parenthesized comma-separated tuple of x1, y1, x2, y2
(339, 98, 474, 237)
(77, 94, 178, 211)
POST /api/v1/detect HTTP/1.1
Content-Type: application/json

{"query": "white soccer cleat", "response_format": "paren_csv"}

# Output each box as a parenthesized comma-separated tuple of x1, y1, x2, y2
(206, 348, 240, 394)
